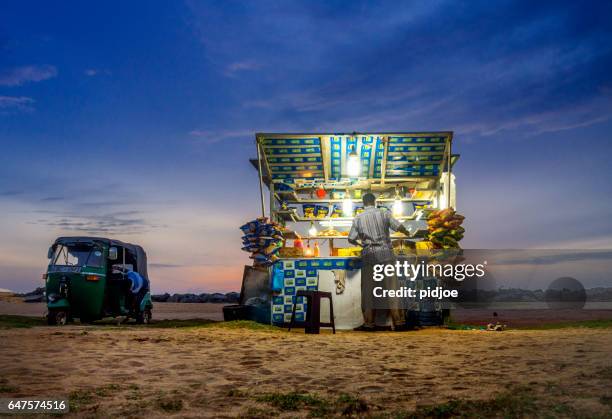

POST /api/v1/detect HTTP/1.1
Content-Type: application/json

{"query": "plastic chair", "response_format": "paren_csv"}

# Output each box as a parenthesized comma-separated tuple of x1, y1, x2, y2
(288, 290, 335, 334)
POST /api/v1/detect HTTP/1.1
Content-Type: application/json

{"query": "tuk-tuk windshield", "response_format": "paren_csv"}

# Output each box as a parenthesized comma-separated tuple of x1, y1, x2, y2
(51, 244, 104, 268)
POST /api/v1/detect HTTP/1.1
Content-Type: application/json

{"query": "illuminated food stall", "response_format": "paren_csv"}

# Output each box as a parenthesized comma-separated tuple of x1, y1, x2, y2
(240, 132, 459, 329)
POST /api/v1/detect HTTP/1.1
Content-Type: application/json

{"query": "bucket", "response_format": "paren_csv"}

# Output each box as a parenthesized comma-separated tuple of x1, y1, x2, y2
(222, 305, 251, 321)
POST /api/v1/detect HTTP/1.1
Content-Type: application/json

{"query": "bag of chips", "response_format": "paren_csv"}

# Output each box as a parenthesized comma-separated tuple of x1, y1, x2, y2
(239, 217, 286, 266)
(331, 205, 342, 218)
(315, 205, 329, 218)
(426, 208, 465, 249)
(439, 208, 456, 221)
(443, 220, 463, 229)
(303, 204, 316, 218)
(430, 227, 447, 238)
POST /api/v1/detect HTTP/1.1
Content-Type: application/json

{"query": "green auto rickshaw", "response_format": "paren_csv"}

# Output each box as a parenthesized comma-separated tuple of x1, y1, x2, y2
(44, 236, 153, 325)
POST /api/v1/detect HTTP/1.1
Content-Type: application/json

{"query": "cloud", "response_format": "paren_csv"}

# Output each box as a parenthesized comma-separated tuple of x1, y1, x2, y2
(224, 60, 262, 76)
(0, 189, 24, 196)
(37, 214, 150, 235)
(84, 68, 111, 77)
(0, 65, 57, 86)
(0, 96, 35, 112)
(187, 0, 612, 140)
(149, 263, 184, 268)
(29, 208, 162, 236)
(494, 250, 612, 266)
(189, 128, 252, 143)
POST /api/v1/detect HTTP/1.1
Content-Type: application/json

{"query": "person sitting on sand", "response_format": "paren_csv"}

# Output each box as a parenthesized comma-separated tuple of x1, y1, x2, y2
(348, 192, 410, 331)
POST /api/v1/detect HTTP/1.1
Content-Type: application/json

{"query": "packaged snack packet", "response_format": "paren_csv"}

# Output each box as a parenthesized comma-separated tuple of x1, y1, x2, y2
(315, 204, 329, 218)
(303, 204, 316, 218)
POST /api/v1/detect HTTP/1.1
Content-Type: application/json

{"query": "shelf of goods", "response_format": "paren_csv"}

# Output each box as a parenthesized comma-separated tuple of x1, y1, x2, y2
(275, 210, 426, 223)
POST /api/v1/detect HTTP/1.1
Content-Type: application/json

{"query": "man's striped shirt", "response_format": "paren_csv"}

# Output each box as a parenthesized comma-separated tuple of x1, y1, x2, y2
(348, 206, 403, 263)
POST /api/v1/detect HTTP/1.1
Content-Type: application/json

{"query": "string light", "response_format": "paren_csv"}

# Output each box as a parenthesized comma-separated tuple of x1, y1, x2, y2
(342, 190, 353, 217)
(392, 186, 403, 216)
(347, 145, 360, 177)
(308, 221, 318, 237)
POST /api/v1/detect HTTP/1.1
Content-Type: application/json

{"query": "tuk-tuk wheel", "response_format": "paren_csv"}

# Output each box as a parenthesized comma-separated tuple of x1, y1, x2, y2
(47, 310, 68, 326)
(136, 309, 152, 325)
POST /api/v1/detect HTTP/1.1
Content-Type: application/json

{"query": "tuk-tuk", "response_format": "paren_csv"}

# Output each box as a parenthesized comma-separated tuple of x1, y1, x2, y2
(44, 236, 153, 325)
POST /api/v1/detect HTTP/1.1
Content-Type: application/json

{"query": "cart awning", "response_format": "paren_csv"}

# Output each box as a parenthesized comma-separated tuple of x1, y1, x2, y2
(254, 132, 458, 186)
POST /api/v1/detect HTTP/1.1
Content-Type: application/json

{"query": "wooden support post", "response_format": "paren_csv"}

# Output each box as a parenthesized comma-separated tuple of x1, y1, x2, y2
(256, 138, 266, 217)
(447, 137, 452, 209)
(380, 136, 389, 185)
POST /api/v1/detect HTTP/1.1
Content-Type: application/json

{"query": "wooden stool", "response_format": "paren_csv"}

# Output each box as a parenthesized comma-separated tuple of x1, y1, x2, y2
(288, 290, 335, 334)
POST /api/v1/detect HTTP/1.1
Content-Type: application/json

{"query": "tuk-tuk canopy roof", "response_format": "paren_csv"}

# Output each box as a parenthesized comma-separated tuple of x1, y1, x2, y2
(52, 236, 149, 280)
(255, 132, 459, 186)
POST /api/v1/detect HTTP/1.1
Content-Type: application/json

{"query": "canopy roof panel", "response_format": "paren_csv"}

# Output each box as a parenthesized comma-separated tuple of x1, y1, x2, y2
(256, 132, 457, 186)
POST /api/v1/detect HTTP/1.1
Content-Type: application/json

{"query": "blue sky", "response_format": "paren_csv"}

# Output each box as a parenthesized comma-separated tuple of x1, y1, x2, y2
(1, 0, 611, 292)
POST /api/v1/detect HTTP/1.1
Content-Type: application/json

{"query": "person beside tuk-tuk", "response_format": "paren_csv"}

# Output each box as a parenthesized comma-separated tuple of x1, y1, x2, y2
(121, 267, 149, 311)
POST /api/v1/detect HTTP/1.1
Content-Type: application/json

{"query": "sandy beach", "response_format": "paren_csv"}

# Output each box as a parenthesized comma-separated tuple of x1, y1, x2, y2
(3, 297, 612, 327)
(1, 322, 612, 417)
(0, 300, 226, 321)
(2, 294, 612, 416)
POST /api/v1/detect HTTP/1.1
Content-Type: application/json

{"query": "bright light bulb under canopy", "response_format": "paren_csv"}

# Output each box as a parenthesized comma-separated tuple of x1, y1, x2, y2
(392, 198, 403, 216)
(342, 198, 353, 217)
(346, 146, 360, 177)
(308, 222, 318, 237)
(438, 193, 447, 210)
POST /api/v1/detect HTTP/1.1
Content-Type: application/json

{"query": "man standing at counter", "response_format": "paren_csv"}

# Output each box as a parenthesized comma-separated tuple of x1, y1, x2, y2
(348, 193, 410, 331)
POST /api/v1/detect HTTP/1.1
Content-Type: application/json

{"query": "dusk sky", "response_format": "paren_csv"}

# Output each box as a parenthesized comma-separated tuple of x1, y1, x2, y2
(1, 1, 611, 293)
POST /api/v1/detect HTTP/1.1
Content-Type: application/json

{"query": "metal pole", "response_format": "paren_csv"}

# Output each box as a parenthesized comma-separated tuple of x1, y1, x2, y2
(269, 182, 275, 222)
(380, 136, 389, 185)
(256, 139, 266, 217)
(447, 137, 452, 209)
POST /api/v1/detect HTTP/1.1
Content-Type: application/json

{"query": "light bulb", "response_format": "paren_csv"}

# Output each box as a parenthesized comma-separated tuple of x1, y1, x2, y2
(438, 193, 447, 210)
(392, 198, 403, 216)
(342, 198, 353, 217)
(346, 146, 360, 177)
(308, 222, 318, 237)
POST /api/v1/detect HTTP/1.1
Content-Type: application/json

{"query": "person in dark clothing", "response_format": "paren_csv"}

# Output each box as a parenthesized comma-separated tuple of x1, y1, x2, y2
(348, 193, 410, 331)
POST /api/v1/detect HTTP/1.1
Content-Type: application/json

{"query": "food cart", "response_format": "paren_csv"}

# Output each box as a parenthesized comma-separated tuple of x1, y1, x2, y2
(243, 132, 459, 329)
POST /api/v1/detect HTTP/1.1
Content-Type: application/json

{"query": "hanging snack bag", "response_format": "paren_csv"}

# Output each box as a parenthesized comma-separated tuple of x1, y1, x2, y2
(242, 233, 259, 243)
(331, 204, 342, 218)
(303, 204, 316, 218)
(315, 204, 329, 218)
(263, 242, 282, 256)
(430, 227, 447, 238)
(439, 208, 456, 221)
(241, 244, 259, 253)
(240, 219, 260, 234)
(443, 219, 463, 229)
(258, 237, 276, 247)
